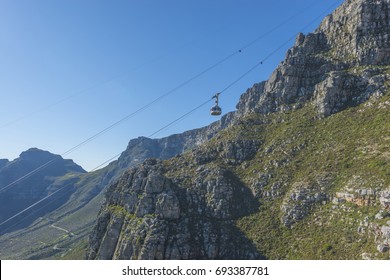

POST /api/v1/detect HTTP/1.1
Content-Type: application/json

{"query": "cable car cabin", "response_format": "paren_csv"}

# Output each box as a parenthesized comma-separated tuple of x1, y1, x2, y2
(210, 105, 222, 116)
(210, 93, 222, 116)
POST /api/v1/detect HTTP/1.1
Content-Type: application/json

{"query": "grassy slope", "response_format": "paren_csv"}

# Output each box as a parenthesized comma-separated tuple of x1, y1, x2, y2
(0, 170, 106, 260)
(233, 93, 390, 259)
(162, 89, 389, 259)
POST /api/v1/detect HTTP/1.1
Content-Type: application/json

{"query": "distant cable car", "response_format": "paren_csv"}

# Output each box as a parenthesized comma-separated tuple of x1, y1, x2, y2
(210, 93, 222, 116)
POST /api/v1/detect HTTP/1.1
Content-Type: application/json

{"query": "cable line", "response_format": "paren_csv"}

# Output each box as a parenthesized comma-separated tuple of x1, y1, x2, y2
(0, 23, 231, 130)
(220, 0, 343, 98)
(0, 98, 212, 233)
(239, 0, 321, 52)
(90, 99, 213, 172)
(0, 185, 68, 230)
(0, 1, 343, 232)
(0, 0, 324, 130)
(0, 52, 261, 230)
(0, 185, 74, 234)
(0, 0, 312, 193)
(0, 0, 341, 195)
(0, 158, 60, 194)
(0, 50, 238, 195)
(90, 0, 344, 180)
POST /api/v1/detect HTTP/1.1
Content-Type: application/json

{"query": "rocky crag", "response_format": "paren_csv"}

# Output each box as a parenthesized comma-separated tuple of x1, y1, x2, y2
(88, 159, 261, 259)
(87, 0, 390, 260)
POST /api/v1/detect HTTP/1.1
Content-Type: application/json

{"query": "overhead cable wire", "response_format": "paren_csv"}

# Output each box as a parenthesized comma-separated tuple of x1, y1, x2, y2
(0, 185, 68, 231)
(31, 0, 341, 157)
(0, 0, 342, 195)
(238, 0, 322, 52)
(0, 158, 60, 194)
(0, 49, 267, 229)
(0, 51, 238, 195)
(0, 98, 212, 233)
(0, 22, 234, 130)
(0, 1, 343, 231)
(90, 98, 213, 172)
(0, 2, 323, 194)
(0, 0, 324, 130)
(0, 186, 74, 234)
(219, 0, 343, 97)
(90, 0, 344, 179)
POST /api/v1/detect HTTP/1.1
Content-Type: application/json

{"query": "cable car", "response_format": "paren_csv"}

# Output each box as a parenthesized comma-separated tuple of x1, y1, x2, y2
(210, 93, 222, 116)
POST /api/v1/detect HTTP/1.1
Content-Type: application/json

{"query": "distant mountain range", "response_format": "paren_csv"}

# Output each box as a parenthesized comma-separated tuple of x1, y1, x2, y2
(0, 148, 85, 233)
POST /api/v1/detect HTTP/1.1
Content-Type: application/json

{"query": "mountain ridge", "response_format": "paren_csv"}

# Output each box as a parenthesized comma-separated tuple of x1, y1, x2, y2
(87, 0, 390, 260)
(0, 148, 86, 234)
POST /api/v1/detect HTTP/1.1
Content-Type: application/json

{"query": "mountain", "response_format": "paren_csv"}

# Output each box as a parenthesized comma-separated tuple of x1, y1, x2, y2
(87, 0, 390, 260)
(0, 0, 389, 260)
(0, 148, 86, 233)
(0, 114, 233, 259)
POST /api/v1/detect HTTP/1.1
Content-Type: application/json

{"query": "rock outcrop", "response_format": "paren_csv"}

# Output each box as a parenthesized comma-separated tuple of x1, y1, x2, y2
(235, 0, 390, 118)
(87, 159, 261, 259)
(281, 181, 328, 228)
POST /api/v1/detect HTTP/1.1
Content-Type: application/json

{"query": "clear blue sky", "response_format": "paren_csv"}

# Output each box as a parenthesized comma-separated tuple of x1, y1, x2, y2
(0, 0, 343, 171)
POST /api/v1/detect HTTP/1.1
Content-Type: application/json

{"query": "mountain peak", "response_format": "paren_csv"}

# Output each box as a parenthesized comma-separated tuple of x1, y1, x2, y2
(19, 148, 59, 162)
(16, 148, 85, 173)
(0, 147, 86, 234)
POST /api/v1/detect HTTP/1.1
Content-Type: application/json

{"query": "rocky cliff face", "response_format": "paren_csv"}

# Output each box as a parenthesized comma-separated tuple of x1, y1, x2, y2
(88, 159, 261, 259)
(236, 0, 390, 118)
(114, 111, 235, 172)
(87, 0, 390, 260)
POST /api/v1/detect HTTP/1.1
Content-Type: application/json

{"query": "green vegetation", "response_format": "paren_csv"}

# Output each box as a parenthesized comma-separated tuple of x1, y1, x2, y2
(163, 90, 389, 259)
(233, 93, 390, 259)
(59, 239, 89, 260)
